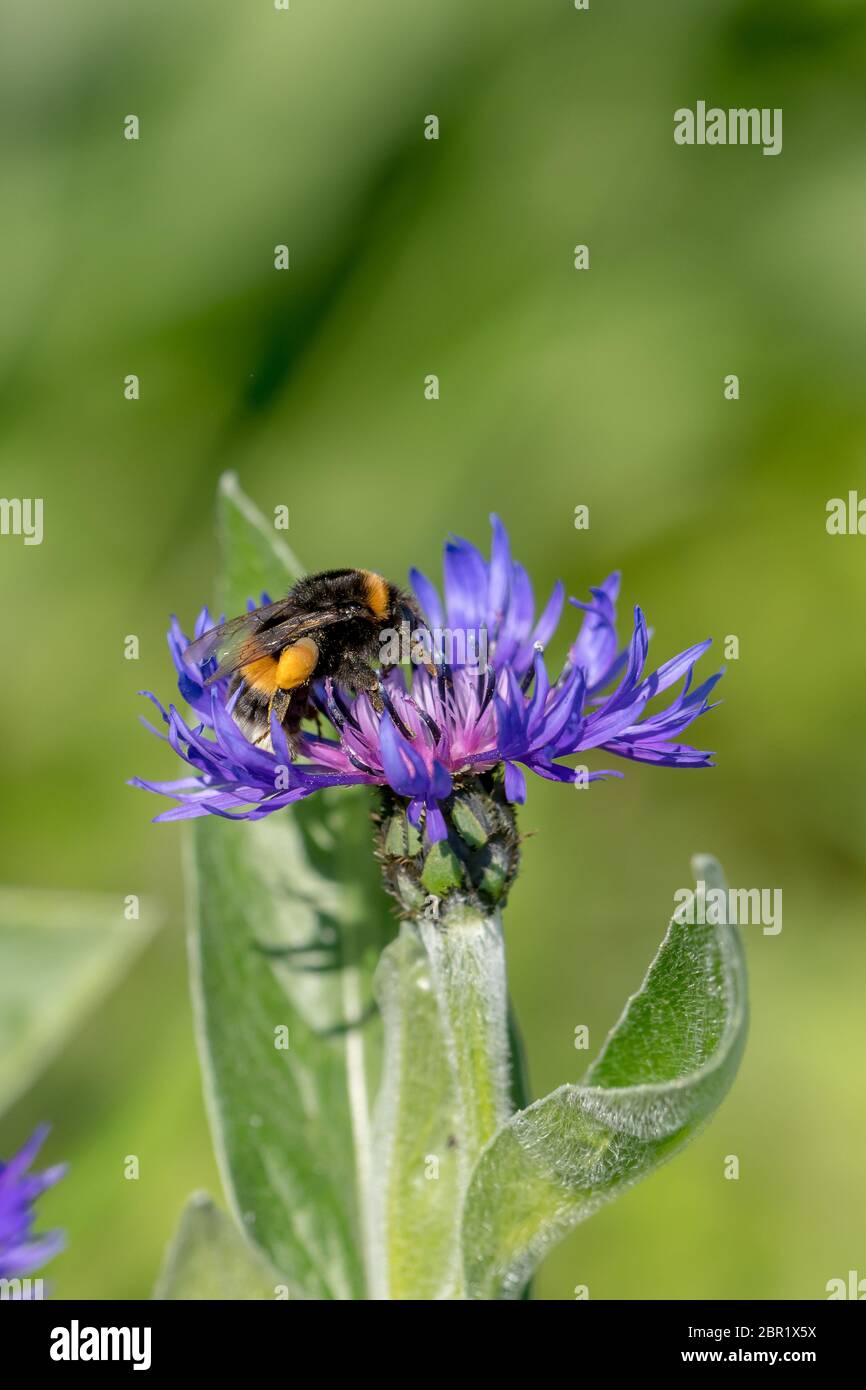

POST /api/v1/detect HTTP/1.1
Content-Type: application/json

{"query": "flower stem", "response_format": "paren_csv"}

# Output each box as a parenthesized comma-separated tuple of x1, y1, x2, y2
(371, 910, 512, 1299)
(370, 778, 519, 1298)
(418, 911, 511, 1177)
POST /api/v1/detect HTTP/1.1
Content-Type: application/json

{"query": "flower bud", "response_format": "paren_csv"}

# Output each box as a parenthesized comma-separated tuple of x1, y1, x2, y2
(375, 773, 520, 924)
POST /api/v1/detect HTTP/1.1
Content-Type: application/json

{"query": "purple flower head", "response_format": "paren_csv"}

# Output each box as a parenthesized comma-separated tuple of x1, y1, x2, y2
(133, 518, 721, 840)
(0, 1126, 66, 1280)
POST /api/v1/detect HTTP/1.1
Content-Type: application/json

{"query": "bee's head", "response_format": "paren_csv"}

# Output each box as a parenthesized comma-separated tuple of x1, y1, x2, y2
(386, 585, 425, 631)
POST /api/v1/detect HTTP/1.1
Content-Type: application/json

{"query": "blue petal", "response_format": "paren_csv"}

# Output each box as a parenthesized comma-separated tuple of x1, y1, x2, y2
(410, 567, 444, 630)
(529, 579, 565, 651)
(378, 716, 429, 798)
(504, 761, 527, 803)
(444, 537, 488, 631)
(425, 802, 448, 841)
(487, 514, 512, 626)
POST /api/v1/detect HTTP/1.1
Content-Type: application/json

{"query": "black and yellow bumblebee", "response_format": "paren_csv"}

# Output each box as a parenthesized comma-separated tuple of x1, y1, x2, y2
(184, 568, 431, 751)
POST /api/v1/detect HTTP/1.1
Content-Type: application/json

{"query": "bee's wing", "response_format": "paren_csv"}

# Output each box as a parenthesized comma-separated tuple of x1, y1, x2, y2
(183, 598, 297, 669)
(185, 601, 371, 685)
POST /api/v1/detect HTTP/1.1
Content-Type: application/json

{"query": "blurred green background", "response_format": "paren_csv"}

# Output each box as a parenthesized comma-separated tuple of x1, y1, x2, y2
(2, 0, 865, 1299)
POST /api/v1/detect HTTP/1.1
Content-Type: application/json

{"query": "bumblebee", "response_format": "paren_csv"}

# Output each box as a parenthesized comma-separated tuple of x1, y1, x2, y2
(183, 568, 430, 751)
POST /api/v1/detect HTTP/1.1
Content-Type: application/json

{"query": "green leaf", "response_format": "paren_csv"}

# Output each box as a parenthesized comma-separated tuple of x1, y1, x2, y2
(461, 854, 748, 1300)
(215, 469, 305, 608)
(153, 1192, 281, 1300)
(188, 474, 392, 1300)
(0, 887, 158, 1118)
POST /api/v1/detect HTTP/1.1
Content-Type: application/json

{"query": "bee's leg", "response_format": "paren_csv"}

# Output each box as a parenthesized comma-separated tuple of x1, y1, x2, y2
(267, 686, 297, 759)
(344, 663, 383, 713)
(298, 685, 324, 740)
(338, 658, 418, 740)
(341, 660, 395, 724)
(399, 597, 438, 677)
(308, 683, 328, 739)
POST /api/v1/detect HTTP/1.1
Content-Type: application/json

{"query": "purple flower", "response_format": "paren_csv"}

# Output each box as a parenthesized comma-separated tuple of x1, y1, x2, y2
(133, 518, 721, 840)
(0, 1126, 66, 1280)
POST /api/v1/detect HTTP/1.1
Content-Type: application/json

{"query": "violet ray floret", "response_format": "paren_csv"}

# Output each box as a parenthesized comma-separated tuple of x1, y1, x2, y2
(0, 1126, 66, 1280)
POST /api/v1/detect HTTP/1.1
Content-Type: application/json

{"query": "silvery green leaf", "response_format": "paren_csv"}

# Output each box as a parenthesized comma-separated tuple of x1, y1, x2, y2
(0, 887, 157, 1117)
(153, 1192, 281, 1300)
(461, 854, 748, 1299)
(188, 474, 391, 1299)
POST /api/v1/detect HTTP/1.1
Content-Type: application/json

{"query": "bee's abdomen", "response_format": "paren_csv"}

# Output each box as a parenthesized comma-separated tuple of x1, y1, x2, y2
(229, 679, 272, 744)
